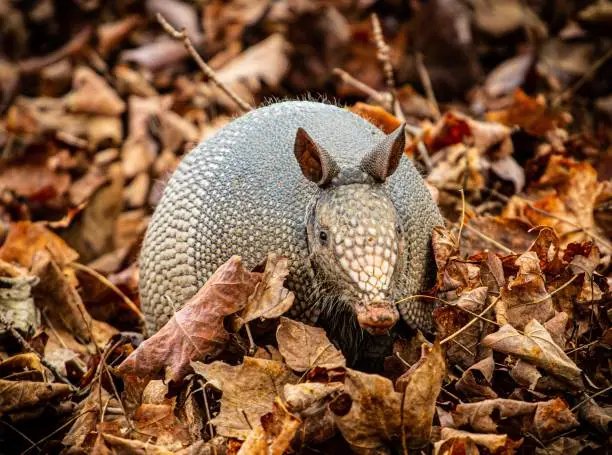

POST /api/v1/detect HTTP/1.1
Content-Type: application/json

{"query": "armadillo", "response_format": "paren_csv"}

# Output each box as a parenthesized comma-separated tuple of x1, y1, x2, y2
(139, 101, 443, 362)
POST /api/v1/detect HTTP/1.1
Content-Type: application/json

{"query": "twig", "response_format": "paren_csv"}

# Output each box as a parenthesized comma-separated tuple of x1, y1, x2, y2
(243, 322, 256, 356)
(415, 52, 440, 119)
(570, 385, 612, 412)
(0, 419, 41, 452)
(565, 339, 599, 355)
(70, 262, 146, 334)
(199, 380, 216, 440)
(457, 188, 466, 249)
(462, 223, 516, 255)
(394, 294, 500, 327)
(371, 13, 397, 110)
(332, 68, 390, 106)
(514, 274, 579, 308)
(156, 13, 253, 112)
(440, 296, 501, 345)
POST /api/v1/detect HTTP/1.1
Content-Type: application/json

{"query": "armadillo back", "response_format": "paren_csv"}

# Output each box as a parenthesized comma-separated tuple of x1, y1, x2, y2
(139, 101, 442, 333)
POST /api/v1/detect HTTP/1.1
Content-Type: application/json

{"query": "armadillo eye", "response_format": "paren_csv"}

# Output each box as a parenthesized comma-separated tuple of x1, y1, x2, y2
(319, 230, 328, 245)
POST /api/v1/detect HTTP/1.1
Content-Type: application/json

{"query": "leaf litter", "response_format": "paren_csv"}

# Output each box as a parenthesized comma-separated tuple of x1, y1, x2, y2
(0, 1, 611, 454)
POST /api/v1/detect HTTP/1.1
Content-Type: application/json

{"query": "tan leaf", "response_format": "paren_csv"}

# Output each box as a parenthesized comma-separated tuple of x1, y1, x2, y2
(482, 320, 583, 388)
(434, 428, 522, 455)
(64, 66, 126, 116)
(237, 255, 295, 327)
(0, 260, 40, 337)
(192, 357, 298, 440)
(0, 379, 72, 416)
(332, 341, 445, 453)
(276, 317, 345, 372)
(0, 221, 79, 268)
(117, 256, 262, 384)
(92, 433, 174, 455)
(501, 252, 555, 330)
(455, 354, 498, 399)
(284, 382, 343, 444)
(533, 397, 579, 439)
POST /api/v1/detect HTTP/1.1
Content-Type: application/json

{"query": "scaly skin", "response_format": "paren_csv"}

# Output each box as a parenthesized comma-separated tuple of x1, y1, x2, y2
(139, 101, 443, 363)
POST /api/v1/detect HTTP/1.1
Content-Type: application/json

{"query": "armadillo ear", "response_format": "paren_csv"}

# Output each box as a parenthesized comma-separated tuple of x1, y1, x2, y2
(360, 123, 406, 182)
(294, 127, 339, 186)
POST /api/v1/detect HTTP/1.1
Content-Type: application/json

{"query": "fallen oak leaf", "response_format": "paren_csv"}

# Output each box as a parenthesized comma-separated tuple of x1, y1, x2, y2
(117, 255, 262, 384)
(276, 317, 346, 372)
(235, 254, 295, 329)
(501, 252, 555, 331)
(452, 397, 578, 438)
(192, 357, 298, 440)
(331, 341, 445, 453)
(482, 319, 584, 389)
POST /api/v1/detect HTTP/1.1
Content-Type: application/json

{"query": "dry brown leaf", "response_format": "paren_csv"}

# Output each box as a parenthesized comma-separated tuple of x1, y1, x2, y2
(0, 160, 71, 204)
(133, 403, 192, 447)
(241, 396, 302, 455)
(577, 397, 612, 435)
(237, 255, 295, 327)
(460, 216, 537, 257)
(501, 251, 555, 330)
(31, 250, 93, 343)
(453, 397, 578, 438)
(433, 287, 488, 369)
(482, 319, 584, 389)
(349, 102, 402, 134)
(283, 382, 343, 444)
(117, 256, 262, 384)
(486, 89, 571, 137)
(332, 341, 444, 453)
(276, 317, 345, 372)
(91, 432, 175, 455)
(0, 221, 79, 268)
(0, 379, 72, 416)
(193, 357, 298, 440)
(455, 354, 498, 399)
(434, 428, 521, 455)
(64, 66, 126, 116)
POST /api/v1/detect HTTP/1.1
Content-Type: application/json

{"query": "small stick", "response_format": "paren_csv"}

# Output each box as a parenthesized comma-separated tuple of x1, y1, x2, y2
(463, 223, 516, 255)
(416, 141, 433, 173)
(415, 52, 440, 119)
(440, 296, 500, 345)
(456, 188, 466, 249)
(156, 13, 253, 113)
(570, 385, 612, 412)
(332, 68, 390, 106)
(371, 13, 397, 110)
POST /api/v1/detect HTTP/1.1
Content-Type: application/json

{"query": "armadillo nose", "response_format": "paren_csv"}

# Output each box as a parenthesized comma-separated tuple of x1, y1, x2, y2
(355, 300, 400, 335)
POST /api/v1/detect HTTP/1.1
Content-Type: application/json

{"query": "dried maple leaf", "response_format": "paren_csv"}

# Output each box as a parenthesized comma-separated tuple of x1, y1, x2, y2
(501, 252, 555, 330)
(236, 255, 295, 328)
(332, 341, 444, 453)
(482, 319, 584, 389)
(117, 256, 262, 384)
(192, 357, 298, 440)
(276, 317, 345, 372)
(434, 428, 522, 455)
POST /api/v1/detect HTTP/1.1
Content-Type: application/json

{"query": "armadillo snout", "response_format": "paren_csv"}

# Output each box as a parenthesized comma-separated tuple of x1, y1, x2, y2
(310, 183, 405, 333)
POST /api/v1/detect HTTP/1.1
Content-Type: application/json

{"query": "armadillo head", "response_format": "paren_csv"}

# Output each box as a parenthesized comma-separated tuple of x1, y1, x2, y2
(294, 123, 407, 336)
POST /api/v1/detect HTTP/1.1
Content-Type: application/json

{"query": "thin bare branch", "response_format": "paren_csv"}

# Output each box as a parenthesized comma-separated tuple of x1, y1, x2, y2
(156, 13, 253, 112)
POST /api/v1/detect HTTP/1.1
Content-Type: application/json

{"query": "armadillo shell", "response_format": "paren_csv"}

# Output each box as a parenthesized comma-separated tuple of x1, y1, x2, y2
(139, 101, 442, 337)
